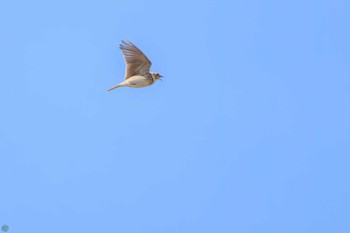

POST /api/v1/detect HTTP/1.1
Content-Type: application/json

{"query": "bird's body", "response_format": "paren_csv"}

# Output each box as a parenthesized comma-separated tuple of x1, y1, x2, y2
(107, 41, 162, 91)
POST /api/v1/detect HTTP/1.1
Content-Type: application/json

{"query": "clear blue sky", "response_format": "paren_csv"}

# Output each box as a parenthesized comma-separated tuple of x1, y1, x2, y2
(1, 0, 349, 232)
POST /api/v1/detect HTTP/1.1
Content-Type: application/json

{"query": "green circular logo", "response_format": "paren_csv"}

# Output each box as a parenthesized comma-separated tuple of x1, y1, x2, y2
(1, 225, 9, 232)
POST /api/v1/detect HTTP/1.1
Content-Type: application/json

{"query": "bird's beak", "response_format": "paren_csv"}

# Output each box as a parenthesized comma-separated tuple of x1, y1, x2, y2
(159, 75, 163, 81)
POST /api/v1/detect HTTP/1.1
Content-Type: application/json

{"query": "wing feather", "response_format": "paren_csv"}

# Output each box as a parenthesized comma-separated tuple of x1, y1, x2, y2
(119, 40, 152, 79)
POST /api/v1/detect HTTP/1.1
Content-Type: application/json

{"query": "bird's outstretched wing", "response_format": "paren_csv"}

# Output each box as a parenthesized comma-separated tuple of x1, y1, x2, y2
(119, 40, 152, 80)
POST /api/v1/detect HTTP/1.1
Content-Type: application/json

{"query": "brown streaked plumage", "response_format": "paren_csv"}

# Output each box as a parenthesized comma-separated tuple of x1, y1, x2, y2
(107, 40, 162, 91)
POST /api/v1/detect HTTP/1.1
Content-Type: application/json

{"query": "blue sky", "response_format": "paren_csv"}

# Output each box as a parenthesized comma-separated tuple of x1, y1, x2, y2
(1, 0, 349, 232)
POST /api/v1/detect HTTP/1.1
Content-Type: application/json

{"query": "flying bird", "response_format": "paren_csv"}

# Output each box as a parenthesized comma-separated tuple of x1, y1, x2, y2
(107, 40, 162, 91)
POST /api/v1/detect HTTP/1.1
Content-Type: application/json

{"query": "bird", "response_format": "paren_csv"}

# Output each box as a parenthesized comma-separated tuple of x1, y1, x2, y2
(107, 40, 162, 91)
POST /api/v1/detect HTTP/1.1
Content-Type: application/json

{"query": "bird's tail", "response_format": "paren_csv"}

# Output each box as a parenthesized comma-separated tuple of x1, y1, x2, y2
(107, 84, 122, 91)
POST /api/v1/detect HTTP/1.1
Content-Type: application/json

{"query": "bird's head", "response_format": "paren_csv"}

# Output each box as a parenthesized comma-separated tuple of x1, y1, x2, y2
(151, 72, 163, 81)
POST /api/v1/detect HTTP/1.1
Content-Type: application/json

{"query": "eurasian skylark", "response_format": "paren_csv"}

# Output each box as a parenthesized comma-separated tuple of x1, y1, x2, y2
(107, 40, 162, 91)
